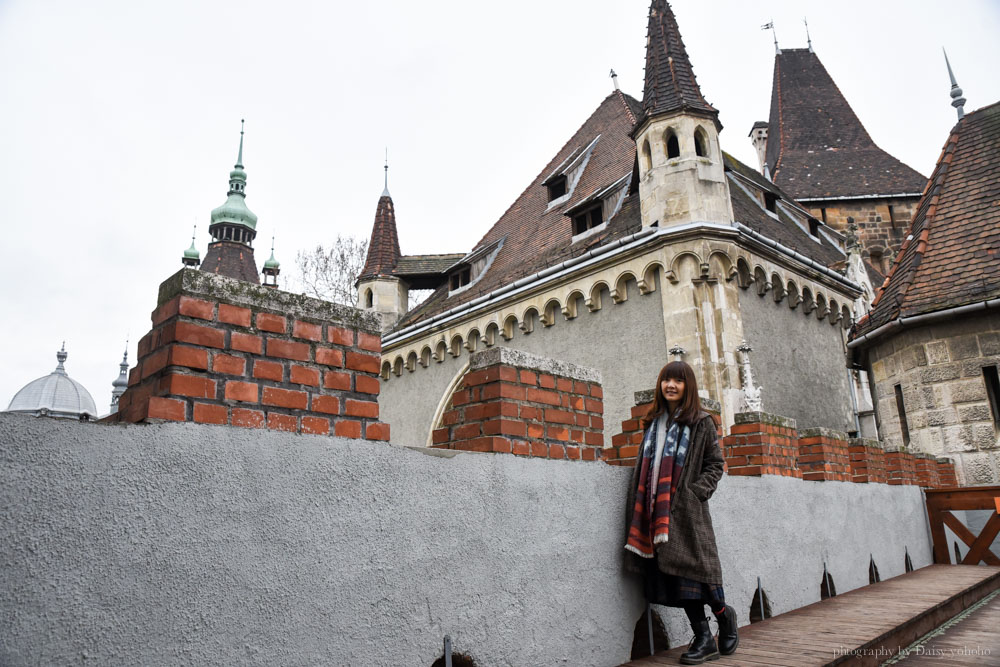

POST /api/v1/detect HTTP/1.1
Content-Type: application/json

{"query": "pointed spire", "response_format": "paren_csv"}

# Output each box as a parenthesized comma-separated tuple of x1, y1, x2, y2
(610, 68, 619, 91)
(358, 172, 402, 282)
(804, 18, 813, 53)
(640, 1, 717, 124)
(236, 118, 245, 168)
(382, 148, 390, 197)
(182, 224, 200, 266)
(943, 49, 966, 120)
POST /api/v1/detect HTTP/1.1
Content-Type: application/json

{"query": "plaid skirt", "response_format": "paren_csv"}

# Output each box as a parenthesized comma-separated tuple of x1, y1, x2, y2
(642, 557, 725, 607)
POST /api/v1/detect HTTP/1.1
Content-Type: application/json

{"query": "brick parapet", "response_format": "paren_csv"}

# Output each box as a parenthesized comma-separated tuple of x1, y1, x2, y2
(722, 412, 802, 478)
(936, 457, 959, 487)
(913, 454, 941, 489)
(797, 427, 851, 482)
(432, 348, 603, 460)
(107, 269, 389, 441)
(848, 437, 888, 484)
(884, 446, 918, 486)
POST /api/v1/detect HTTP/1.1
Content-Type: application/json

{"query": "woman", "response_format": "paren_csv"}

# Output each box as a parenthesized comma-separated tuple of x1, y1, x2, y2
(623, 361, 737, 664)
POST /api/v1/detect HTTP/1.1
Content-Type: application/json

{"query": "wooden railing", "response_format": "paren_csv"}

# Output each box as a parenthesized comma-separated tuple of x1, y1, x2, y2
(926, 485, 1000, 565)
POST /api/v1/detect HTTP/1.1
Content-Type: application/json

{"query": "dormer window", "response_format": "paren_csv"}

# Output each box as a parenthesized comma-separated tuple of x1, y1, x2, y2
(449, 267, 471, 291)
(572, 204, 603, 235)
(764, 192, 778, 213)
(808, 218, 820, 237)
(547, 176, 567, 202)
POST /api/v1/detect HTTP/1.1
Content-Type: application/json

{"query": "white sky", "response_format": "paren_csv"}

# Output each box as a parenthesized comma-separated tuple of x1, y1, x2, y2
(2, 0, 998, 413)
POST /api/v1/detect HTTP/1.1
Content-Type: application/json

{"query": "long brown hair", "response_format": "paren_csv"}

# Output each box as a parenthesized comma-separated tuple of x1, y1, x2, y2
(641, 361, 702, 429)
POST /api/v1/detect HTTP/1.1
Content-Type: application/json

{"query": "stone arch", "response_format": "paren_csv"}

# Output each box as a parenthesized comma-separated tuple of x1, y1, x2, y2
(828, 299, 841, 325)
(587, 281, 609, 312)
(450, 334, 463, 357)
(519, 307, 538, 334)
(815, 292, 829, 319)
(484, 322, 500, 347)
(392, 355, 404, 377)
(786, 280, 801, 309)
(694, 125, 709, 158)
(801, 286, 816, 314)
(541, 298, 561, 327)
(771, 272, 786, 303)
(562, 289, 585, 319)
(841, 305, 852, 330)
(638, 261, 664, 294)
(364, 288, 373, 309)
(753, 266, 769, 297)
(640, 138, 652, 174)
(708, 249, 736, 283)
(420, 345, 432, 367)
(670, 251, 703, 284)
(501, 314, 518, 340)
(664, 127, 680, 159)
(406, 350, 418, 372)
(426, 360, 472, 447)
(612, 271, 637, 304)
(465, 328, 481, 352)
(736, 257, 752, 289)
(434, 339, 448, 362)
(380, 360, 391, 380)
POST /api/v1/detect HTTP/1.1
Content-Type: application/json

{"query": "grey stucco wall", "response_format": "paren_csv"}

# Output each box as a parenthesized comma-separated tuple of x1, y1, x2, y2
(738, 287, 855, 432)
(381, 279, 668, 447)
(1, 414, 932, 666)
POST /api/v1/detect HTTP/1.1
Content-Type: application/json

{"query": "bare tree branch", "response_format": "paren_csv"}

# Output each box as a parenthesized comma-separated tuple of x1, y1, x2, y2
(290, 235, 368, 306)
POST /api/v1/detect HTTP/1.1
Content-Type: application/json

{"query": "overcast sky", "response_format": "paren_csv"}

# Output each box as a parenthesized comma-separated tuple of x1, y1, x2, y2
(2, 0, 998, 413)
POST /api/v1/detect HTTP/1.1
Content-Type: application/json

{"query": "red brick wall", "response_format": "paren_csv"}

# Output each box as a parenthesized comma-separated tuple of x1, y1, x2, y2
(797, 428, 851, 482)
(108, 269, 389, 441)
(914, 454, 941, 489)
(722, 414, 802, 478)
(432, 356, 603, 460)
(848, 438, 888, 484)
(885, 448, 918, 486)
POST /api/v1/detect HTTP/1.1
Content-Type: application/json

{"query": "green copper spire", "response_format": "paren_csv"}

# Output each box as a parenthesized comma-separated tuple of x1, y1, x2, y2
(210, 120, 258, 231)
(183, 225, 200, 260)
(263, 235, 280, 270)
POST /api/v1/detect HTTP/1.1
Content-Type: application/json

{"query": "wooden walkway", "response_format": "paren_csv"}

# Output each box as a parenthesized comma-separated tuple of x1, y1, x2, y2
(892, 589, 1000, 665)
(622, 565, 1000, 667)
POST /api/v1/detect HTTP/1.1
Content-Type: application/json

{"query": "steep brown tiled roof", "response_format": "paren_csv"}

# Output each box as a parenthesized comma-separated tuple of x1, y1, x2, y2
(765, 49, 926, 200)
(852, 101, 1000, 339)
(394, 254, 465, 276)
(638, 0, 717, 126)
(200, 242, 260, 284)
(358, 195, 400, 281)
(393, 92, 641, 330)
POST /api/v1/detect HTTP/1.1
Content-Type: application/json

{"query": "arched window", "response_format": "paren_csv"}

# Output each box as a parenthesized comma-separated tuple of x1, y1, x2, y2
(694, 127, 708, 157)
(365, 289, 373, 309)
(641, 139, 652, 172)
(665, 130, 680, 159)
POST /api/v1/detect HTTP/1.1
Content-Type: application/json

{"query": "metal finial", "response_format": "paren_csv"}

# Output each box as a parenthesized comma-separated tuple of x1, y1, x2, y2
(56, 342, 68, 372)
(382, 147, 390, 197)
(191, 224, 197, 243)
(610, 68, 619, 91)
(271, 234, 275, 254)
(943, 49, 966, 120)
(236, 119, 245, 168)
(762, 20, 780, 55)
(804, 18, 813, 52)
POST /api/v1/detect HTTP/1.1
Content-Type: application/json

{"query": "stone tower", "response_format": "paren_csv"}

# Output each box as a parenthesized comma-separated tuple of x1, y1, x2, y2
(634, 0, 733, 229)
(356, 166, 407, 332)
(200, 121, 261, 284)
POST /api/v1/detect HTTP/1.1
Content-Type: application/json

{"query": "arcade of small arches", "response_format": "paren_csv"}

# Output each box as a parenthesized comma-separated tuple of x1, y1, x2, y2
(380, 248, 856, 380)
(640, 121, 715, 173)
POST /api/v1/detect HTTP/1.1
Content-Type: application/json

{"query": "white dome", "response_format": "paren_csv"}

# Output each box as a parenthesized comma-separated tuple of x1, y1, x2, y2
(7, 346, 98, 419)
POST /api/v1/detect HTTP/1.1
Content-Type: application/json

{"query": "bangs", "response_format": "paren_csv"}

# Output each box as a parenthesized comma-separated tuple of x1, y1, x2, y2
(662, 361, 688, 381)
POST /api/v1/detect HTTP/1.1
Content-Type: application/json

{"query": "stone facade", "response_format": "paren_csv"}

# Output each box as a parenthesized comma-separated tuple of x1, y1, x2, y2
(866, 312, 1000, 484)
(805, 198, 920, 272)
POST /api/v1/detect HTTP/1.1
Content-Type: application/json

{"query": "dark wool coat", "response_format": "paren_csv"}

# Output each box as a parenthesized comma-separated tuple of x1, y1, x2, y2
(623, 411, 726, 584)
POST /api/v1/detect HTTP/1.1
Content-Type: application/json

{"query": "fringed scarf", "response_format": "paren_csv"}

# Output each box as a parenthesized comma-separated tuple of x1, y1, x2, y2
(624, 412, 691, 558)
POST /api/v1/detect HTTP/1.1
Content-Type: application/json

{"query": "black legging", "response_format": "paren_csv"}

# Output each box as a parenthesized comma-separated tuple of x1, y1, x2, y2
(682, 600, 726, 625)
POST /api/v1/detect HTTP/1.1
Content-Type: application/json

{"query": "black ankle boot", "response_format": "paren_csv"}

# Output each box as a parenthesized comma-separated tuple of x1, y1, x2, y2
(679, 617, 719, 665)
(715, 606, 738, 656)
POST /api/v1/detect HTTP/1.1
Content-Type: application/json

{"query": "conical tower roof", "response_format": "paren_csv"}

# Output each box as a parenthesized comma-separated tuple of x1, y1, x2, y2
(357, 172, 401, 282)
(639, 0, 718, 125)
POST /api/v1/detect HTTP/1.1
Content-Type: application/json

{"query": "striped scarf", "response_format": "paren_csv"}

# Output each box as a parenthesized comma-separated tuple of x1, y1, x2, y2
(625, 412, 691, 558)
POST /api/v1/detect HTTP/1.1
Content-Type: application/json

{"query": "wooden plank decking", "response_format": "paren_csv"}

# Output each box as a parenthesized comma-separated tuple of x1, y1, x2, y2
(622, 565, 1000, 667)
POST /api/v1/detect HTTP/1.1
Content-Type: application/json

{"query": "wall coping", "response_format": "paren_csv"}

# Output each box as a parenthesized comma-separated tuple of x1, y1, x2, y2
(158, 269, 380, 333)
(734, 411, 797, 429)
(799, 426, 849, 440)
(469, 347, 601, 383)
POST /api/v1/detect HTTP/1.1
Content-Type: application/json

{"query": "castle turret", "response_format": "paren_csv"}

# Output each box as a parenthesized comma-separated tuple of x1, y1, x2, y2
(262, 237, 280, 288)
(181, 226, 200, 268)
(356, 161, 407, 332)
(200, 120, 260, 284)
(109, 346, 129, 414)
(633, 0, 733, 229)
